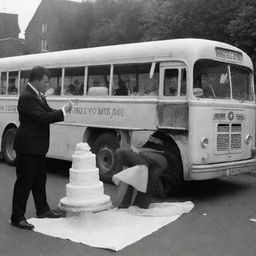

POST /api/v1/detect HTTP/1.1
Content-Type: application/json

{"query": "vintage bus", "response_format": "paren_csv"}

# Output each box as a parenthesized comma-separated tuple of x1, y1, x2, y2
(0, 38, 256, 186)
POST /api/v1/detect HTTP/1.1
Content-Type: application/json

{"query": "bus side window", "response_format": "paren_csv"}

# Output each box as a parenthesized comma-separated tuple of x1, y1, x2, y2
(64, 66, 85, 96)
(20, 70, 30, 93)
(87, 65, 110, 96)
(0, 72, 7, 95)
(112, 63, 159, 96)
(43, 68, 61, 96)
(112, 64, 132, 96)
(137, 63, 159, 96)
(8, 71, 18, 95)
(164, 69, 178, 96)
(180, 68, 187, 96)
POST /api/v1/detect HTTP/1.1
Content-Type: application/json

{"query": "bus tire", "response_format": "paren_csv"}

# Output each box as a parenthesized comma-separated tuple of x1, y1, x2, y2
(164, 152, 184, 195)
(160, 142, 184, 196)
(91, 133, 120, 183)
(2, 128, 17, 166)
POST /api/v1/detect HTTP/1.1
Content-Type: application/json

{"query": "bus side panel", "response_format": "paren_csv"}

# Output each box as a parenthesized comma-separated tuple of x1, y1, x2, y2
(48, 99, 158, 130)
(47, 124, 86, 160)
(157, 102, 188, 130)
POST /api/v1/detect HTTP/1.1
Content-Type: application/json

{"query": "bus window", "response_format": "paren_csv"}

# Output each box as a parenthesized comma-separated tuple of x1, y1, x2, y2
(46, 68, 62, 96)
(64, 66, 85, 96)
(231, 66, 253, 101)
(8, 71, 18, 95)
(112, 63, 159, 96)
(87, 65, 110, 96)
(193, 60, 231, 99)
(164, 69, 178, 96)
(180, 68, 187, 96)
(0, 72, 7, 95)
(20, 70, 30, 93)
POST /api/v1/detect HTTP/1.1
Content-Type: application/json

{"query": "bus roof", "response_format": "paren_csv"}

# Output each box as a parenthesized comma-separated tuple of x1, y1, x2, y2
(0, 38, 253, 71)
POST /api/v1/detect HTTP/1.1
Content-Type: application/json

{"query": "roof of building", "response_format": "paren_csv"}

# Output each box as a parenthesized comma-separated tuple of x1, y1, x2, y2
(25, 0, 81, 32)
(0, 12, 20, 39)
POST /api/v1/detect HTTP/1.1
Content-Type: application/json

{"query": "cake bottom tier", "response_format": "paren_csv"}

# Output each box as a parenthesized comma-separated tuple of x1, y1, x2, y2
(59, 194, 112, 212)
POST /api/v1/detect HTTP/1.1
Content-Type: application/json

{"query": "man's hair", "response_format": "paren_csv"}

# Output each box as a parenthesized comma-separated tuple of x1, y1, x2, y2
(29, 66, 50, 82)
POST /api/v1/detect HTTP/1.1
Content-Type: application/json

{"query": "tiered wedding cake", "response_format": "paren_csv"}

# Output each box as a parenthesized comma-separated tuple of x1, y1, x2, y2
(59, 143, 112, 212)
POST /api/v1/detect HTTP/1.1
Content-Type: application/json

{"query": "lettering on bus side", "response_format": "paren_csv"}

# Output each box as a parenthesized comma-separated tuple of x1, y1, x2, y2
(0, 104, 17, 113)
(72, 106, 124, 118)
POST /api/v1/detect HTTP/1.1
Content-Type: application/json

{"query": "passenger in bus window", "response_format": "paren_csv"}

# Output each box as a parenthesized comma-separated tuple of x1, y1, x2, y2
(0, 83, 6, 94)
(8, 78, 18, 95)
(10, 66, 73, 230)
(114, 79, 129, 96)
(142, 83, 158, 96)
(164, 70, 178, 96)
(66, 79, 81, 95)
(88, 80, 108, 95)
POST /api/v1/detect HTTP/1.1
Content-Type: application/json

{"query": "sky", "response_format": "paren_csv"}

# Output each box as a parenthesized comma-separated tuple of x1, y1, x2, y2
(0, 0, 82, 38)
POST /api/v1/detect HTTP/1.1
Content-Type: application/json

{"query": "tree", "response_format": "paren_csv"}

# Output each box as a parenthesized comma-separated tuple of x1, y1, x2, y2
(227, 0, 256, 63)
(88, 0, 144, 47)
(140, 0, 242, 42)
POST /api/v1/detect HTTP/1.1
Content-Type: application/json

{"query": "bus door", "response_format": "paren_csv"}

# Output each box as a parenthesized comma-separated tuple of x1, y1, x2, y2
(157, 62, 188, 130)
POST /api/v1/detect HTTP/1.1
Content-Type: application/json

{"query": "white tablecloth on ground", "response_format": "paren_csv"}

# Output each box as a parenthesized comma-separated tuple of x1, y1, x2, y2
(28, 201, 194, 251)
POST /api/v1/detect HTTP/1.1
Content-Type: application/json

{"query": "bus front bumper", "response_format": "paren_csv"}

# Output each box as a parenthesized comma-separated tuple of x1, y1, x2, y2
(190, 158, 256, 180)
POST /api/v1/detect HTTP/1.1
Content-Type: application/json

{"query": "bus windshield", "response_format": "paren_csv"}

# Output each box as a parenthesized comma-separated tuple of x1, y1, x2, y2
(193, 60, 254, 101)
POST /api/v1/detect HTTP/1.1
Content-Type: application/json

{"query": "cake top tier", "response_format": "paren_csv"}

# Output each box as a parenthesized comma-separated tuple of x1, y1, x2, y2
(73, 143, 93, 156)
(76, 142, 91, 151)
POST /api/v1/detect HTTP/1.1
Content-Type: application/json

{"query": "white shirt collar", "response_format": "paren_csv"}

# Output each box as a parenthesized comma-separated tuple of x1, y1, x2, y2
(28, 82, 40, 96)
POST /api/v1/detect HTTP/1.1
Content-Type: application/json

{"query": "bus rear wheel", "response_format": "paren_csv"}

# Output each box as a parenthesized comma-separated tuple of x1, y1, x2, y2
(2, 128, 17, 166)
(91, 133, 120, 183)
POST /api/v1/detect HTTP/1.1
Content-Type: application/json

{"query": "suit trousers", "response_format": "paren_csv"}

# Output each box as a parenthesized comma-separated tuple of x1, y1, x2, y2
(11, 154, 50, 222)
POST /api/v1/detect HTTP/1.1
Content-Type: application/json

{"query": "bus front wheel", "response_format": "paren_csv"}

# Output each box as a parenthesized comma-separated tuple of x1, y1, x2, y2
(91, 133, 120, 183)
(2, 128, 17, 166)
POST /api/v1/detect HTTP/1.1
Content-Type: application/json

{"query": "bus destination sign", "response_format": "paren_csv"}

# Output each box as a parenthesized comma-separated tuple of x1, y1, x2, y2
(215, 47, 243, 63)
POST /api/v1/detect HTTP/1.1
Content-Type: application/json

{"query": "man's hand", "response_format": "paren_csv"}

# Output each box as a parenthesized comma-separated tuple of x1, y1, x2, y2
(63, 101, 73, 114)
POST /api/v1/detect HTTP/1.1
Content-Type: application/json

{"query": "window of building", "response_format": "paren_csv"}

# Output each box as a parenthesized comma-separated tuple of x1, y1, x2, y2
(112, 63, 159, 96)
(87, 65, 110, 96)
(164, 69, 179, 96)
(42, 23, 47, 33)
(0, 72, 7, 95)
(41, 40, 48, 52)
(8, 71, 19, 95)
(64, 67, 85, 96)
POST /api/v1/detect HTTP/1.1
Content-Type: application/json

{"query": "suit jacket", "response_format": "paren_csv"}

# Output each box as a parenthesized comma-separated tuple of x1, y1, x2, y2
(14, 85, 64, 155)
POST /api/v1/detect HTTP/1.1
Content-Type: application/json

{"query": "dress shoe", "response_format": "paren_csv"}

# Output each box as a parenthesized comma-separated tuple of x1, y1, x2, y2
(11, 220, 34, 230)
(37, 209, 62, 218)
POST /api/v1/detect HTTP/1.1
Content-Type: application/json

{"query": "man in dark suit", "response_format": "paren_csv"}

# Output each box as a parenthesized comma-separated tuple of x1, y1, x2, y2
(11, 66, 72, 230)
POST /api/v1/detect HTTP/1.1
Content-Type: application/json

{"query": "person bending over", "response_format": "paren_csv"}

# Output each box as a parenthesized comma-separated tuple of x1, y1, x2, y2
(112, 132, 183, 209)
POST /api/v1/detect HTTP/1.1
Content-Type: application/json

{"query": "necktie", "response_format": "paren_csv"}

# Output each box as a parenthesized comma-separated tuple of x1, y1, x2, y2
(39, 92, 45, 103)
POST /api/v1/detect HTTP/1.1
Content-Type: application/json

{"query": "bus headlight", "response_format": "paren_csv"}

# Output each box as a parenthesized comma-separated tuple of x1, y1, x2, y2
(201, 137, 209, 148)
(245, 135, 252, 145)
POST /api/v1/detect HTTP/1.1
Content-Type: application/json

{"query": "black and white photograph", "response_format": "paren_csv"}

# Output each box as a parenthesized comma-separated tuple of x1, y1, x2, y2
(0, 0, 256, 255)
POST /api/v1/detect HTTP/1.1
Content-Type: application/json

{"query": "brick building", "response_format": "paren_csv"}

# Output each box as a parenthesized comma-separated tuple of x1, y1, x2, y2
(0, 12, 24, 57)
(25, 0, 84, 54)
